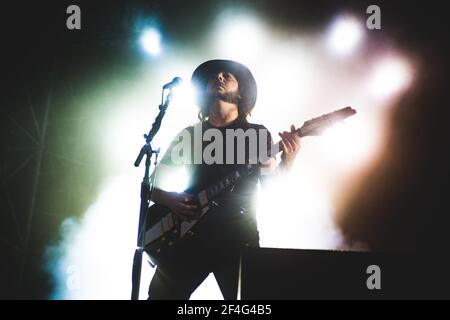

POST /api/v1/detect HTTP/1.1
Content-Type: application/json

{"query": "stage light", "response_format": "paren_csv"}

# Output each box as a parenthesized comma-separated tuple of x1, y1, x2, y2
(369, 56, 413, 99)
(212, 13, 267, 62)
(327, 16, 364, 56)
(140, 28, 161, 56)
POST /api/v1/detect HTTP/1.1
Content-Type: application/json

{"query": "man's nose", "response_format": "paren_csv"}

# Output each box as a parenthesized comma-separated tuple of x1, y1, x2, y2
(216, 72, 224, 82)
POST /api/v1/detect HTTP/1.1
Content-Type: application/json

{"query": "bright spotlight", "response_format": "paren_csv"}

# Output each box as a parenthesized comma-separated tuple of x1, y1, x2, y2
(369, 57, 413, 99)
(140, 28, 161, 56)
(327, 16, 364, 56)
(213, 14, 266, 62)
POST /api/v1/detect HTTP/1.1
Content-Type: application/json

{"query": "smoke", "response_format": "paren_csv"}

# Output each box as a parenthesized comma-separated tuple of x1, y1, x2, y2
(45, 172, 225, 299)
(45, 173, 149, 299)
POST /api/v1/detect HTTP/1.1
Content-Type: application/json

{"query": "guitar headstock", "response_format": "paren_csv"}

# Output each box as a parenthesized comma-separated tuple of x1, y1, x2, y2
(298, 106, 356, 137)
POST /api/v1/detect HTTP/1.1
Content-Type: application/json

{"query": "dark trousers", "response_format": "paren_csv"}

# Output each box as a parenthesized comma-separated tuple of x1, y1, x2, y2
(148, 248, 241, 300)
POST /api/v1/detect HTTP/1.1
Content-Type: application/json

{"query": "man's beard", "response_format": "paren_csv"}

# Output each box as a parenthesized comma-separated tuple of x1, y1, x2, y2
(203, 91, 241, 105)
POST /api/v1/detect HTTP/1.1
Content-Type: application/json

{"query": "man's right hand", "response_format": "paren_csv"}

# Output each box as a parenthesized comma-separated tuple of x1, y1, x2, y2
(152, 189, 198, 221)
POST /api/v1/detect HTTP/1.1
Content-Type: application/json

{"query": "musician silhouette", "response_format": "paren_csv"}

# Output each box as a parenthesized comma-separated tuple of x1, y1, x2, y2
(147, 60, 301, 299)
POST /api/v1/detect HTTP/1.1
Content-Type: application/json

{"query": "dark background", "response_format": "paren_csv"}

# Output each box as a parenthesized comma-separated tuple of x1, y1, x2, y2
(1, 0, 449, 299)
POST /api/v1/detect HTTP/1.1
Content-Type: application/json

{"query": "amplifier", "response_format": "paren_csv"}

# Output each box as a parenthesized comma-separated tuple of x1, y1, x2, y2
(239, 247, 450, 299)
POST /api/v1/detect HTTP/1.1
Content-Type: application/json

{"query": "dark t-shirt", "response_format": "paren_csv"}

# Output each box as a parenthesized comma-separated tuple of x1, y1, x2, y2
(158, 117, 274, 247)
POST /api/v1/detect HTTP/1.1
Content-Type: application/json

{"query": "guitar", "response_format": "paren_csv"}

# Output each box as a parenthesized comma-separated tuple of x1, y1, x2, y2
(143, 106, 356, 264)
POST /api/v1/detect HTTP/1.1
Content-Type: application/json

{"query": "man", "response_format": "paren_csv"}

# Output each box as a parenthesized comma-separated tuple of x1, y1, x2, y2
(147, 59, 300, 299)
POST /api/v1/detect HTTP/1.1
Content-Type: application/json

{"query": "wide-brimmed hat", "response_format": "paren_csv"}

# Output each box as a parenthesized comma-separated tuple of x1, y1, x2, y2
(191, 59, 257, 109)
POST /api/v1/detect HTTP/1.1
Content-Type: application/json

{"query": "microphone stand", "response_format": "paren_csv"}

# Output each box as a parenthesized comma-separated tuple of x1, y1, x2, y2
(131, 87, 174, 300)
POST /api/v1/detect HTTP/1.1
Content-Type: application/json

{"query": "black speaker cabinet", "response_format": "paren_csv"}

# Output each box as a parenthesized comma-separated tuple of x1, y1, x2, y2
(239, 247, 450, 299)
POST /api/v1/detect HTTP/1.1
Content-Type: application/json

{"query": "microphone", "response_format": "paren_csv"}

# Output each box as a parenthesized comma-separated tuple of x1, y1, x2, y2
(162, 77, 183, 89)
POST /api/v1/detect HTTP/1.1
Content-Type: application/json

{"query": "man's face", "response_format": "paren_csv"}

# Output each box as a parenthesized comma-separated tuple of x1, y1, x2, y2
(206, 71, 240, 97)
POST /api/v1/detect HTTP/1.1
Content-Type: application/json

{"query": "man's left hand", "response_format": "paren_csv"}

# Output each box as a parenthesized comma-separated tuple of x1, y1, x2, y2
(279, 124, 301, 170)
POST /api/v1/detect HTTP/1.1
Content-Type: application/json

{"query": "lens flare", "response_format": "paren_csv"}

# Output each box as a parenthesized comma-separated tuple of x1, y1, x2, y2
(327, 16, 364, 56)
(369, 56, 413, 99)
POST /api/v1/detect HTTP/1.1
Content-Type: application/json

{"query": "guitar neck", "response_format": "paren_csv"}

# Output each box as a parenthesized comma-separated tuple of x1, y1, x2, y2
(268, 124, 318, 156)
(298, 106, 356, 137)
(200, 106, 356, 199)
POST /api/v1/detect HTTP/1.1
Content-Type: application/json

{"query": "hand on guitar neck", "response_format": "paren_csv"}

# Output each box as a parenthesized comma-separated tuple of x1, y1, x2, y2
(278, 124, 301, 171)
(261, 107, 357, 173)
